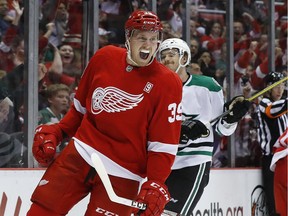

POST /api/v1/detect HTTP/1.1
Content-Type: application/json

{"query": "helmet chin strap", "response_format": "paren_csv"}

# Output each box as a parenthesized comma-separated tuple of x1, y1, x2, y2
(175, 56, 187, 73)
(125, 40, 140, 66)
(175, 65, 181, 73)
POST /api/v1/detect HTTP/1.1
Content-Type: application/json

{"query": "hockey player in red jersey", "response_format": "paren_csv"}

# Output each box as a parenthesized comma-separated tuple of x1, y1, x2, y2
(270, 128, 288, 216)
(27, 10, 183, 216)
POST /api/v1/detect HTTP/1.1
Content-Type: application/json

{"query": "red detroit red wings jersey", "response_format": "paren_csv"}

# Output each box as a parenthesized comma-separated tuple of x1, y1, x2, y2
(64, 45, 182, 182)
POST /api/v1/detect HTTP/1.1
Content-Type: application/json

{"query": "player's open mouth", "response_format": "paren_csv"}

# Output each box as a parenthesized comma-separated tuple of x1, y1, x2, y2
(140, 50, 150, 60)
(63, 55, 71, 60)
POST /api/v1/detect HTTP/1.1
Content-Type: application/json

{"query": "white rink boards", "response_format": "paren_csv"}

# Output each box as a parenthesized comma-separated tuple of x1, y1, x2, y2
(0, 168, 266, 216)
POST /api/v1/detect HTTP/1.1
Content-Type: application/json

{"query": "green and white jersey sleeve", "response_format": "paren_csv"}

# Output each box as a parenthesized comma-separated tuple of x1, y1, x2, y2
(172, 74, 237, 169)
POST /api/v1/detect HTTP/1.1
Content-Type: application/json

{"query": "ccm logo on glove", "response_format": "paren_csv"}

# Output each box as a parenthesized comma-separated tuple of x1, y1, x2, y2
(132, 180, 171, 215)
(150, 182, 170, 201)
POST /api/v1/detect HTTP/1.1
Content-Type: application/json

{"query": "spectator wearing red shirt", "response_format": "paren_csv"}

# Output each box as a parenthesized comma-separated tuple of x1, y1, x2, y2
(201, 20, 226, 63)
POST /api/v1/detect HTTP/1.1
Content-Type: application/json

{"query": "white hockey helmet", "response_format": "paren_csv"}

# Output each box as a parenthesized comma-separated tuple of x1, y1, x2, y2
(159, 38, 191, 68)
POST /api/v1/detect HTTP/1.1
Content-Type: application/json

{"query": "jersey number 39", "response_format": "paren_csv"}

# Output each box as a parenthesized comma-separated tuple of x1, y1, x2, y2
(168, 103, 182, 123)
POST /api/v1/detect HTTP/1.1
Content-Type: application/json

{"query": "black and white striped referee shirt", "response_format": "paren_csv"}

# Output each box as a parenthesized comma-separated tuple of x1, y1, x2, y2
(256, 97, 288, 155)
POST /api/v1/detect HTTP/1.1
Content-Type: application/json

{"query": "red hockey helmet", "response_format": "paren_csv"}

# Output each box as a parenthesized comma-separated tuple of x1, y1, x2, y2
(125, 10, 163, 37)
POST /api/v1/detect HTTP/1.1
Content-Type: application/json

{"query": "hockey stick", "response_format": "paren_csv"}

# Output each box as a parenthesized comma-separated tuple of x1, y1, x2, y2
(91, 153, 147, 210)
(209, 76, 288, 124)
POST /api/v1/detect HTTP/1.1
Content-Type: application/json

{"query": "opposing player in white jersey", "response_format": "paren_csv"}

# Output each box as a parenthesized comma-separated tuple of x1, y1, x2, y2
(159, 38, 251, 215)
(27, 10, 183, 216)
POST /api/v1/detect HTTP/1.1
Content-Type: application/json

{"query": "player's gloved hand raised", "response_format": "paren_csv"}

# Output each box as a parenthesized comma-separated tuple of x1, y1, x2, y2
(222, 95, 251, 124)
(32, 124, 63, 166)
(180, 119, 209, 143)
(132, 180, 170, 216)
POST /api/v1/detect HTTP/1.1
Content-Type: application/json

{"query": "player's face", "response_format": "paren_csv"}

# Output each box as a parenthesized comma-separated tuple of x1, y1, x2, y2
(160, 48, 180, 72)
(128, 30, 159, 67)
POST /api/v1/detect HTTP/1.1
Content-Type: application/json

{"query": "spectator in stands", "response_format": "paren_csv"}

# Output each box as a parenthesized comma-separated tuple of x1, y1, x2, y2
(167, 0, 183, 38)
(233, 12, 261, 58)
(40, 0, 81, 49)
(0, 0, 10, 37)
(223, 39, 276, 93)
(197, 49, 216, 78)
(59, 0, 83, 49)
(200, 20, 226, 63)
(0, 85, 14, 133)
(99, 1, 128, 45)
(189, 62, 202, 75)
(254, 33, 268, 65)
(0, 70, 5, 78)
(0, 0, 54, 74)
(57, 43, 81, 79)
(38, 83, 70, 125)
(44, 43, 81, 87)
(190, 19, 203, 40)
(277, 21, 287, 69)
(46, 1, 69, 47)
(250, 46, 284, 91)
(190, 3, 199, 22)
(190, 3, 207, 31)
(0, 131, 26, 167)
(0, 61, 50, 131)
(190, 37, 201, 63)
(98, 27, 111, 48)
(215, 43, 227, 86)
(0, 34, 24, 73)
(0, 0, 23, 73)
(40, 0, 60, 23)
(161, 20, 180, 40)
(100, 0, 121, 15)
(156, 0, 171, 21)
(205, 0, 225, 10)
(234, 0, 266, 25)
(258, 0, 287, 31)
(253, 33, 284, 71)
(232, 41, 258, 93)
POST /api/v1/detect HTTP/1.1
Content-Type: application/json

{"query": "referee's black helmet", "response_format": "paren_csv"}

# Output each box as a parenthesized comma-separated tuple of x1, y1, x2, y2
(265, 71, 284, 85)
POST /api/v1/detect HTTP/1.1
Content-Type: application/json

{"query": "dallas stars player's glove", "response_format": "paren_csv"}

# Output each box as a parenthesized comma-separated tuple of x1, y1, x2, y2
(180, 119, 209, 143)
(222, 95, 251, 124)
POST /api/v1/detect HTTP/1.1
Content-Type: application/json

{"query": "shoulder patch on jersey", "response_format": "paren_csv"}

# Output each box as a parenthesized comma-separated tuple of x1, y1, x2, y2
(91, 86, 144, 114)
(186, 75, 222, 92)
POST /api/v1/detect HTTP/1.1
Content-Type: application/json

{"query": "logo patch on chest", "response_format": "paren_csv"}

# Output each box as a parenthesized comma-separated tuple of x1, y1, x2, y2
(91, 86, 144, 114)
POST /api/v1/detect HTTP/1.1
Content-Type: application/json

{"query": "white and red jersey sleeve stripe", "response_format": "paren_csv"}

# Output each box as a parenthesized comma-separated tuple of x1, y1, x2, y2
(270, 128, 288, 171)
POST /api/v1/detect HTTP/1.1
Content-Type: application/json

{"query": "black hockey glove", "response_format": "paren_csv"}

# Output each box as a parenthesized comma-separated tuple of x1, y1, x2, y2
(222, 95, 251, 124)
(180, 119, 210, 143)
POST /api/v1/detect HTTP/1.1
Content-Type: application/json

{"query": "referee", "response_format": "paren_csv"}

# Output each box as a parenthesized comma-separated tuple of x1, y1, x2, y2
(256, 71, 287, 216)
